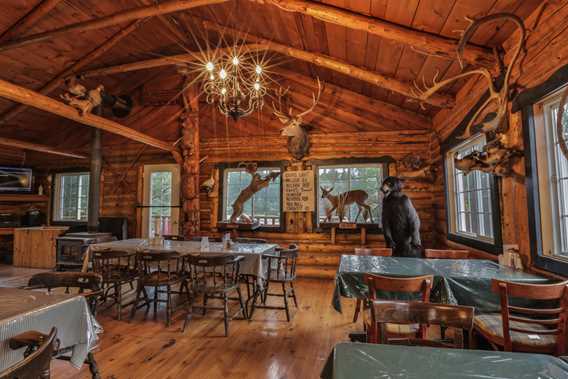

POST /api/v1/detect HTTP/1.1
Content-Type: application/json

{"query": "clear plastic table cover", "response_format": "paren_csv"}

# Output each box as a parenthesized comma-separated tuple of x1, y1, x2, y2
(0, 288, 101, 371)
(333, 255, 549, 313)
(321, 343, 568, 379)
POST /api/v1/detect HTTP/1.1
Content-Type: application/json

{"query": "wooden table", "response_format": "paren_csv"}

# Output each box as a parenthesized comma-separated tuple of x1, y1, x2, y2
(321, 343, 568, 379)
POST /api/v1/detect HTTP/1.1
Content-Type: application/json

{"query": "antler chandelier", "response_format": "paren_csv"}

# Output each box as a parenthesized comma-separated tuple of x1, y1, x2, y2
(201, 45, 270, 121)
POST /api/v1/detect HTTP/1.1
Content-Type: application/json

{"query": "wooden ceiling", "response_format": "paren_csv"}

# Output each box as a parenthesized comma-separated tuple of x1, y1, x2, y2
(0, 0, 544, 164)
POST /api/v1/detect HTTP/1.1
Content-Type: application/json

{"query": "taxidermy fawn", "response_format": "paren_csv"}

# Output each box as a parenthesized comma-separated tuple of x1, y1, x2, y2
(320, 186, 373, 223)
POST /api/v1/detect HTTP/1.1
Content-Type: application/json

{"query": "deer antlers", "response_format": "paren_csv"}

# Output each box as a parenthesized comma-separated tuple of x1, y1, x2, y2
(412, 13, 526, 140)
(272, 78, 322, 125)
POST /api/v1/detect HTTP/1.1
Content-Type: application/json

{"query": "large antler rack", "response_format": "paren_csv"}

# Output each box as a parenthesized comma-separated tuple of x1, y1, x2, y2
(271, 78, 322, 125)
(412, 13, 526, 140)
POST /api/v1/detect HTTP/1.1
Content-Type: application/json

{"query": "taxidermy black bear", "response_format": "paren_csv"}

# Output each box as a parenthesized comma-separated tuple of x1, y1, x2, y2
(381, 176, 422, 257)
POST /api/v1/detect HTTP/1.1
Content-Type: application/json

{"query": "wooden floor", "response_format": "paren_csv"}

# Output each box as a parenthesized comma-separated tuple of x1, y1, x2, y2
(0, 265, 358, 379)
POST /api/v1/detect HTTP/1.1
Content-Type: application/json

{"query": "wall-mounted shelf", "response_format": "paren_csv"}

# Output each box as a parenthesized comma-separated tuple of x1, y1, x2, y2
(0, 194, 49, 203)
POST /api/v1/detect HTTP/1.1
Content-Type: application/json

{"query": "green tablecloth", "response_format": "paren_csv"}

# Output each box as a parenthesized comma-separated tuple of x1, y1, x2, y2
(321, 343, 568, 379)
(333, 255, 549, 313)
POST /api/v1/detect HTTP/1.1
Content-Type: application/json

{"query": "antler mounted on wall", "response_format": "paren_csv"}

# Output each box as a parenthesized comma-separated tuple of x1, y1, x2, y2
(412, 13, 526, 140)
(272, 78, 322, 160)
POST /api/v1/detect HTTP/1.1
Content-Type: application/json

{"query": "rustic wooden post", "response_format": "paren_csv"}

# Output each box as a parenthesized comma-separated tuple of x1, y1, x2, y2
(88, 125, 102, 232)
(179, 80, 200, 238)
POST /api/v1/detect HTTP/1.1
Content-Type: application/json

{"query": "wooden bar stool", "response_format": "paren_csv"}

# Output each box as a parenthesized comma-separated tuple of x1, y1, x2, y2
(474, 279, 568, 355)
(352, 247, 392, 323)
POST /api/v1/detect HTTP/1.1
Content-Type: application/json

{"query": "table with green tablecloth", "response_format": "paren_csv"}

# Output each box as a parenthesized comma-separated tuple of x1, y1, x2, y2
(333, 255, 549, 313)
(320, 343, 568, 379)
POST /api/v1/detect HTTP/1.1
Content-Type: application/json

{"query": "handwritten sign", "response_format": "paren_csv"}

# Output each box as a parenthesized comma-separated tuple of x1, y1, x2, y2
(283, 170, 314, 212)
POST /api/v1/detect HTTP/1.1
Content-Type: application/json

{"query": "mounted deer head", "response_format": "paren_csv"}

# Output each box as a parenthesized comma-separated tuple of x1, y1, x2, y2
(411, 13, 526, 140)
(272, 78, 322, 160)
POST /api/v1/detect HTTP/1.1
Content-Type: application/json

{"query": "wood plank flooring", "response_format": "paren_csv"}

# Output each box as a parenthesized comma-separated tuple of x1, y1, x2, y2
(0, 265, 358, 379)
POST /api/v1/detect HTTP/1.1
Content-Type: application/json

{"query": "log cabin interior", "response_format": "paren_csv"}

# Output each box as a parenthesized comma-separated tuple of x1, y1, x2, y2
(1, 0, 568, 378)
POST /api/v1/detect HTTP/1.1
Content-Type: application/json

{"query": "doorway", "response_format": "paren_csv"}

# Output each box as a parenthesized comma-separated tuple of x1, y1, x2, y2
(141, 164, 180, 238)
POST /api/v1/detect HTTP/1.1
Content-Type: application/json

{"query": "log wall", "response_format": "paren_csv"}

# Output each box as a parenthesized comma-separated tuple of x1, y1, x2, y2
(431, 0, 568, 269)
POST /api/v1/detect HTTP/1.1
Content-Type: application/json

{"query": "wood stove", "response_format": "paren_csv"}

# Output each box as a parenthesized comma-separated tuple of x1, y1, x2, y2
(56, 232, 114, 271)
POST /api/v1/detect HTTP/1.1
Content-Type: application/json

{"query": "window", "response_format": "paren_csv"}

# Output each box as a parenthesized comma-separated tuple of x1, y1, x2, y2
(532, 88, 568, 259)
(222, 166, 282, 227)
(316, 162, 384, 226)
(445, 135, 499, 249)
(142, 164, 180, 238)
(53, 172, 90, 222)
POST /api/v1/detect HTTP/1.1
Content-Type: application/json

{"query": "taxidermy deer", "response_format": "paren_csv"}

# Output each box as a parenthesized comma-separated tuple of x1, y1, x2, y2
(230, 162, 280, 223)
(412, 13, 526, 140)
(61, 80, 105, 116)
(320, 186, 373, 223)
(272, 78, 322, 160)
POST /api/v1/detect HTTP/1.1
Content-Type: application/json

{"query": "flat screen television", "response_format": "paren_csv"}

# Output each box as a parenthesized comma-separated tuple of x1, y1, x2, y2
(0, 167, 33, 193)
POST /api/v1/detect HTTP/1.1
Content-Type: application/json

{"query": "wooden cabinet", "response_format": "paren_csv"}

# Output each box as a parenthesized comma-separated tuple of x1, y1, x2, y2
(13, 227, 68, 268)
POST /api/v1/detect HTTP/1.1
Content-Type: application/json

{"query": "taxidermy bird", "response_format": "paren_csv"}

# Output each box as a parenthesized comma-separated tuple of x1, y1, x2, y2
(61, 83, 104, 116)
(200, 173, 215, 194)
(64, 76, 87, 97)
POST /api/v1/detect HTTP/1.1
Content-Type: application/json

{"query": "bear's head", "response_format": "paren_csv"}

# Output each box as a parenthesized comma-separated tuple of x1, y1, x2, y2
(381, 176, 403, 197)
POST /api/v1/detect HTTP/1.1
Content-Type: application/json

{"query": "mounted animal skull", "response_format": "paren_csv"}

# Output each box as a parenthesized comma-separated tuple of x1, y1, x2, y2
(412, 13, 526, 140)
(272, 78, 322, 160)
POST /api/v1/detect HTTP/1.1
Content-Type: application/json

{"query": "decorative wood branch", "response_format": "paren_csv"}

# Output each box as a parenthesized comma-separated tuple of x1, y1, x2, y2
(0, 136, 86, 159)
(255, 0, 494, 67)
(202, 21, 454, 108)
(179, 80, 200, 238)
(0, 21, 142, 125)
(0, 0, 62, 43)
(80, 44, 267, 78)
(0, 0, 228, 53)
(0, 78, 174, 152)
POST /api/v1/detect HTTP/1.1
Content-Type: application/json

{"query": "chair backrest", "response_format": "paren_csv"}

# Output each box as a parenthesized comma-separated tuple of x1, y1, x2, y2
(164, 234, 185, 241)
(265, 245, 299, 281)
(0, 328, 58, 379)
(355, 247, 392, 257)
(137, 250, 184, 281)
(424, 249, 470, 259)
(188, 254, 243, 289)
(92, 250, 137, 283)
(27, 272, 102, 293)
(491, 279, 568, 355)
(235, 237, 268, 244)
(370, 301, 474, 348)
(364, 274, 433, 302)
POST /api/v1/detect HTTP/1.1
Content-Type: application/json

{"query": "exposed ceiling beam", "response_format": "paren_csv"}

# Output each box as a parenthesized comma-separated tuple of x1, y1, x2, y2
(0, 78, 174, 152)
(0, 0, 228, 53)
(0, 136, 86, 159)
(254, 0, 495, 67)
(0, 20, 144, 125)
(202, 21, 454, 108)
(81, 44, 267, 78)
(0, 0, 63, 43)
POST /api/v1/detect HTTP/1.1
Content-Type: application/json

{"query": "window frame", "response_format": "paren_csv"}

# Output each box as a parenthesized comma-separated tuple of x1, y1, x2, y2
(312, 157, 393, 233)
(521, 76, 568, 276)
(442, 136, 503, 254)
(217, 161, 285, 232)
(51, 170, 91, 225)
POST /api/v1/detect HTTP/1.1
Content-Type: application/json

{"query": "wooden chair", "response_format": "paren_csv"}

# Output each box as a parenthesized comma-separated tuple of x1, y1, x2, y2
(424, 249, 470, 259)
(92, 250, 138, 320)
(352, 247, 392, 323)
(474, 279, 568, 356)
(250, 245, 299, 322)
(187, 254, 247, 336)
(130, 251, 192, 329)
(363, 273, 433, 343)
(1, 328, 58, 379)
(369, 301, 475, 348)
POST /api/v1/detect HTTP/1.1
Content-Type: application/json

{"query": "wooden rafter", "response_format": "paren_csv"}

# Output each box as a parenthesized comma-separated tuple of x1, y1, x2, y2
(202, 21, 454, 108)
(254, 0, 494, 67)
(0, 21, 143, 125)
(0, 0, 228, 53)
(0, 78, 174, 152)
(0, 0, 62, 43)
(0, 136, 86, 159)
(81, 44, 267, 78)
